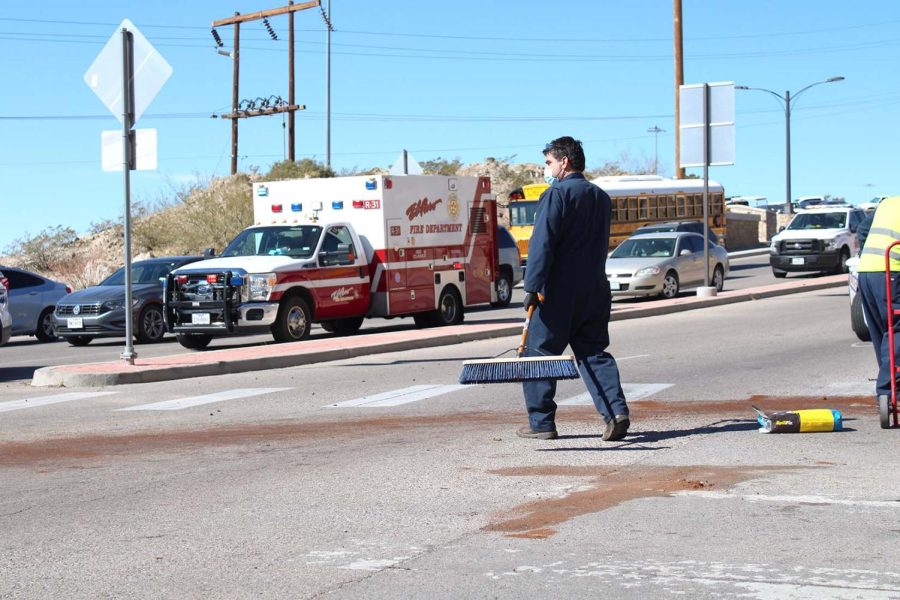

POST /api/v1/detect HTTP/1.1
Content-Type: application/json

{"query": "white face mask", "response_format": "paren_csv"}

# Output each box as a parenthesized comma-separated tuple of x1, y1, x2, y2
(543, 165, 558, 185)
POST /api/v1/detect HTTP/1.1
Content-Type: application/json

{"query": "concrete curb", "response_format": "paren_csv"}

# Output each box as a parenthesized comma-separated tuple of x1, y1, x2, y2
(32, 274, 847, 387)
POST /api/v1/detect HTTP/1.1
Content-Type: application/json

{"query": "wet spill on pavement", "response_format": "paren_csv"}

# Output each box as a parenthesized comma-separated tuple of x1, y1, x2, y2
(484, 465, 783, 539)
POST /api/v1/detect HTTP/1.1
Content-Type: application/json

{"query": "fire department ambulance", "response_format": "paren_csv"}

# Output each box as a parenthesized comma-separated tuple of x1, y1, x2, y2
(164, 174, 499, 349)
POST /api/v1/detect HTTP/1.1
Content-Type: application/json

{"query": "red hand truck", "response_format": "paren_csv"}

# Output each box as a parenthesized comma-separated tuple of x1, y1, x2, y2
(882, 240, 900, 428)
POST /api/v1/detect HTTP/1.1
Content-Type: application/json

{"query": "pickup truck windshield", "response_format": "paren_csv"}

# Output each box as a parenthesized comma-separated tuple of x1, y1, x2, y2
(220, 225, 323, 259)
(787, 213, 846, 230)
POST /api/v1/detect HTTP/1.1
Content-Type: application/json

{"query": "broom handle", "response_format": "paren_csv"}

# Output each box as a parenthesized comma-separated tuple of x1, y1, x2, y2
(516, 293, 543, 357)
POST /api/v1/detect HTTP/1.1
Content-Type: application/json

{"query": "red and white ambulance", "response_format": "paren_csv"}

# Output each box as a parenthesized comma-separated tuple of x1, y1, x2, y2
(164, 174, 499, 349)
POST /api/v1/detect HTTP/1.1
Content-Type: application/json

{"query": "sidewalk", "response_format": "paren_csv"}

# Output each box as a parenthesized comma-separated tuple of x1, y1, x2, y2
(32, 273, 847, 387)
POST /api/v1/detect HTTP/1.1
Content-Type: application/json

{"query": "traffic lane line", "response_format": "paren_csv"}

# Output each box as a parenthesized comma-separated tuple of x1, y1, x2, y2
(0, 391, 117, 413)
(326, 384, 467, 408)
(558, 384, 673, 406)
(117, 387, 291, 411)
(674, 490, 900, 509)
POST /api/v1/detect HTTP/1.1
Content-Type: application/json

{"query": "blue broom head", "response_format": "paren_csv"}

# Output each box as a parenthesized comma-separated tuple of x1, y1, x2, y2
(458, 355, 579, 384)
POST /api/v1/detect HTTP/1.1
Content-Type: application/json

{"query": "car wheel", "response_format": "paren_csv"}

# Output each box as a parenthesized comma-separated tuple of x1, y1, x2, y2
(491, 273, 513, 308)
(712, 265, 725, 292)
(136, 304, 166, 343)
(66, 335, 93, 346)
(176, 333, 213, 350)
(836, 247, 850, 274)
(772, 269, 787, 278)
(851, 292, 871, 342)
(35, 307, 58, 342)
(271, 295, 312, 342)
(660, 271, 680, 299)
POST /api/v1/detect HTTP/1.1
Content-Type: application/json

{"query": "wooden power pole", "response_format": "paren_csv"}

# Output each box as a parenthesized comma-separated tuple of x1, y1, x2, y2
(213, 0, 320, 175)
(674, 0, 685, 179)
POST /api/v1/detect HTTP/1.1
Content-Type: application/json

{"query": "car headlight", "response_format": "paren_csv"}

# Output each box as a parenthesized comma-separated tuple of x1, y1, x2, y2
(102, 297, 142, 311)
(247, 273, 277, 301)
(635, 265, 661, 277)
(770, 240, 779, 254)
(823, 238, 839, 251)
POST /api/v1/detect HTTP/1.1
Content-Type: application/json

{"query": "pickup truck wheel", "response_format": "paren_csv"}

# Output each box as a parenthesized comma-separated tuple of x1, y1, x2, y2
(835, 248, 850, 274)
(136, 305, 166, 343)
(326, 316, 364, 335)
(435, 287, 464, 326)
(851, 292, 871, 342)
(66, 335, 93, 346)
(176, 333, 213, 350)
(272, 296, 312, 342)
(35, 308, 58, 342)
(772, 269, 787, 278)
(491, 273, 513, 308)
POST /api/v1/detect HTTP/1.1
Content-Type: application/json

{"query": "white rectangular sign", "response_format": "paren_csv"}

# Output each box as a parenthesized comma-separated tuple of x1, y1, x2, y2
(101, 128, 158, 171)
(679, 82, 735, 167)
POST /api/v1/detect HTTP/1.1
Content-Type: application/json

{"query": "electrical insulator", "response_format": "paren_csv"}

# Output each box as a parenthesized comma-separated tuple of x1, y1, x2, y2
(263, 18, 278, 41)
(211, 29, 223, 47)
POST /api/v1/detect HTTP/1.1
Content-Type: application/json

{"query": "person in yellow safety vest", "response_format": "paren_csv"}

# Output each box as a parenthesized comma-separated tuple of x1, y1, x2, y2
(856, 195, 900, 408)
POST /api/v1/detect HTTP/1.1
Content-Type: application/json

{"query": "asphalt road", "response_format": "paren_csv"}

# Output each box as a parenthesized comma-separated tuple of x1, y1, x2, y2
(0, 253, 824, 381)
(2, 288, 896, 598)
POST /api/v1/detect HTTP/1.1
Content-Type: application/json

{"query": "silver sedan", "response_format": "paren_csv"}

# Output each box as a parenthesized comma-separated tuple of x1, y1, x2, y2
(606, 232, 729, 299)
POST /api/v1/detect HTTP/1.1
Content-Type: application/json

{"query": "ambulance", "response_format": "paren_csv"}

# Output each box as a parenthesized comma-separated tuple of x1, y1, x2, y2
(164, 174, 499, 349)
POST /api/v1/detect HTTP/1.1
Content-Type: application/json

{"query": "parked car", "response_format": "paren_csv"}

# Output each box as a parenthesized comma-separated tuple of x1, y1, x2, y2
(54, 256, 203, 346)
(847, 256, 870, 342)
(0, 266, 70, 342)
(633, 220, 723, 247)
(606, 232, 729, 299)
(0, 278, 11, 346)
(494, 226, 524, 307)
(769, 206, 865, 277)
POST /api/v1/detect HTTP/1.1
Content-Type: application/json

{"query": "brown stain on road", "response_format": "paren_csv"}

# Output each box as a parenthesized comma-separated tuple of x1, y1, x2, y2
(484, 465, 784, 539)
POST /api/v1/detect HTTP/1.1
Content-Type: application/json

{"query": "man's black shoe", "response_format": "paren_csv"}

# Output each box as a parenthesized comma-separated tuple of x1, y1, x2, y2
(602, 415, 630, 441)
(516, 426, 558, 440)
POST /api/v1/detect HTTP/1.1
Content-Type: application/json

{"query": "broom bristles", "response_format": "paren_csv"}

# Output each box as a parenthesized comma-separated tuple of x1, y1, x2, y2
(458, 355, 579, 384)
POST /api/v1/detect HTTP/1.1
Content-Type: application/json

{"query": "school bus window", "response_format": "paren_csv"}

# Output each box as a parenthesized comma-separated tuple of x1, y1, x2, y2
(627, 197, 638, 221)
(690, 194, 701, 217)
(676, 195, 686, 217)
(663, 195, 673, 218)
(638, 196, 648, 219)
(648, 197, 657, 219)
(617, 198, 628, 222)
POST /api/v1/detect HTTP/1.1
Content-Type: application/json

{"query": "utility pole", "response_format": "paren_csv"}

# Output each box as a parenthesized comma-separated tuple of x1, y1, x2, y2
(673, 0, 685, 179)
(322, 0, 334, 167)
(647, 125, 665, 174)
(213, 0, 320, 174)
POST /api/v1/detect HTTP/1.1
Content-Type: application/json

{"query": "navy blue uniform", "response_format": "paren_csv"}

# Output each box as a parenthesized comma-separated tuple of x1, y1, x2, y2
(522, 173, 627, 432)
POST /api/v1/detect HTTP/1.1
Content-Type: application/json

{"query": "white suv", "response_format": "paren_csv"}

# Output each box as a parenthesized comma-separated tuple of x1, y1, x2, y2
(769, 206, 865, 277)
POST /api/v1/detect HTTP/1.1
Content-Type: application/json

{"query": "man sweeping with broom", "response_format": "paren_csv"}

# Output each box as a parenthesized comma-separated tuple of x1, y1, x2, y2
(517, 136, 629, 441)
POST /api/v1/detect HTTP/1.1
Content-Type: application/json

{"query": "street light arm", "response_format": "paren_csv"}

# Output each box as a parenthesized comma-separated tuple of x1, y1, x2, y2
(792, 76, 845, 106)
(735, 85, 786, 110)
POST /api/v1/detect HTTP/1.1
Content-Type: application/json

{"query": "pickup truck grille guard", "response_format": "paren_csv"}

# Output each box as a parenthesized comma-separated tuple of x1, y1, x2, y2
(164, 271, 241, 333)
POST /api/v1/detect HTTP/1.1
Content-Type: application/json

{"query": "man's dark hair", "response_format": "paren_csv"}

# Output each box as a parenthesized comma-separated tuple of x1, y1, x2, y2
(543, 136, 585, 172)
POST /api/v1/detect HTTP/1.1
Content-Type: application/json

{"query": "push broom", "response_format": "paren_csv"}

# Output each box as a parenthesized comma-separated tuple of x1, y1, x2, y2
(458, 297, 579, 384)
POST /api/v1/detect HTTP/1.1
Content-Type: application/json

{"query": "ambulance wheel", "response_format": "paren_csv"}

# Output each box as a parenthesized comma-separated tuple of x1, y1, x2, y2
(323, 316, 364, 335)
(272, 295, 312, 342)
(660, 271, 680, 299)
(879, 394, 892, 429)
(491, 273, 513, 308)
(413, 313, 432, 328)
(435, 287, 464, 326)
(176, 333, 212, 350)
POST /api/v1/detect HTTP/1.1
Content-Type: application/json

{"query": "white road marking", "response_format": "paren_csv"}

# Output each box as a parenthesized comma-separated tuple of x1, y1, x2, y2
(558, 383, 672, 406)
(616, 354, 652, 361)
(675, 490, 900, 509)
(0, 391, 117, 413)
(327, 384, 466, 408)
(117, 388, 291, 411)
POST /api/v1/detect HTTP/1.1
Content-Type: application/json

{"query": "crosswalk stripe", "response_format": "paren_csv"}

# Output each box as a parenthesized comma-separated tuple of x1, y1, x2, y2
(557, 383, 673, 406)
(117, 387, 291, 411)
(327, 384, 467, 408)
(0, 391, 117, 413)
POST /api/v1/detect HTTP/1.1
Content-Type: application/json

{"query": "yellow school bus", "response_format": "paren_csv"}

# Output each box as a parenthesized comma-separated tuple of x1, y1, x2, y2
(507, 175, 726, 265)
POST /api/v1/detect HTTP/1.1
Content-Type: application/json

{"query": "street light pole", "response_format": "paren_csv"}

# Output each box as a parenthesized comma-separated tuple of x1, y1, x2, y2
(736, 76, 844, 216)
(647, 125, 665, 174)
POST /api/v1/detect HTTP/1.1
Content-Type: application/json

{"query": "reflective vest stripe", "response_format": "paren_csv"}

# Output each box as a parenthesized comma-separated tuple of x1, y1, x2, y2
(859, 197, 900, 272)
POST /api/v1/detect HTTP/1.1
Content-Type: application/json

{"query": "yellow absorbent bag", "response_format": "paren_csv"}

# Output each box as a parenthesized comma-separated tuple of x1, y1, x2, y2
(753, 406, 843, 433)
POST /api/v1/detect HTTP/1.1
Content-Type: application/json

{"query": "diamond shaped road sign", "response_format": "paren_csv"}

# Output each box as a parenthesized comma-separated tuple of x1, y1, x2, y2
(84, 18, 172, 126)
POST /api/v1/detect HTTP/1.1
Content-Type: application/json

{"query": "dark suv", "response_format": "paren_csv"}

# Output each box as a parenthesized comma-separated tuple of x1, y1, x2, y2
(634, 221, 723, 247)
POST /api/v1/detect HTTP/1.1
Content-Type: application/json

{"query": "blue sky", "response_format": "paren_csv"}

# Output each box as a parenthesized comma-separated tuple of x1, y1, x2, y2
(2, 1, 899, 251)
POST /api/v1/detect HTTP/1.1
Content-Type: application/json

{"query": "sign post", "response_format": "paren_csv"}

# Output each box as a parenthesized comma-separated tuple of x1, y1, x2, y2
(679, 81, 735, 295)
(84, 19, 172, 364)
